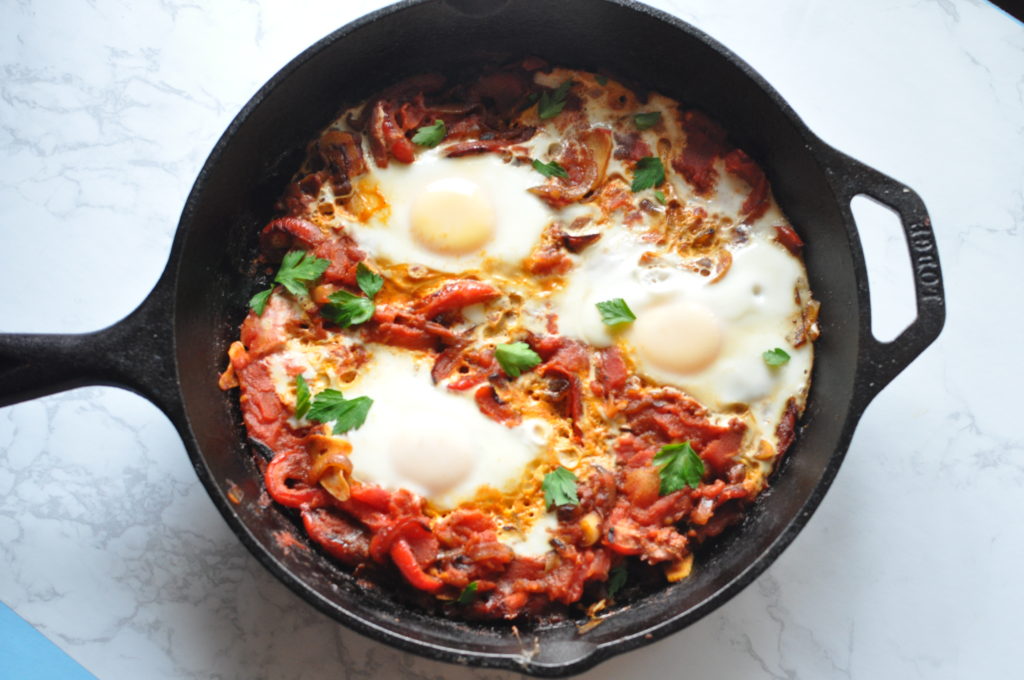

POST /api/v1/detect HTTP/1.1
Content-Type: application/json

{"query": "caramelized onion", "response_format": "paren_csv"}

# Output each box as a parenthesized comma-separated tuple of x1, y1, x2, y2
(308, 435, 354, 502)
(528, 127, 612, 207)
(581, 127, 612, 187)
(579, 512, 602, 547)
(664, 554, 694, 582)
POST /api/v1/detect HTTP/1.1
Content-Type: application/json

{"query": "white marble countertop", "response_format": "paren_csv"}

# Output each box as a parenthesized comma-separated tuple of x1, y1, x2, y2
(1, 1, 1020, 678)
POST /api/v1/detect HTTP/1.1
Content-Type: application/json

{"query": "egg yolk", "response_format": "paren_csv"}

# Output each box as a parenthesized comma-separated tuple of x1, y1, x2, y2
(389, 425, 475, 496)
(410, 177, 494, 255)
(632, 300, 723, 374)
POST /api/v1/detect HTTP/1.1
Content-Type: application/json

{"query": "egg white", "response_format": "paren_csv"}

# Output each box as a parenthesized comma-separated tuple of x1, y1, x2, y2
(349, 149, 557, 273)
(339, 345, 550, 512)
(550, 223, 812, 442)
(500, 511, 559, 557)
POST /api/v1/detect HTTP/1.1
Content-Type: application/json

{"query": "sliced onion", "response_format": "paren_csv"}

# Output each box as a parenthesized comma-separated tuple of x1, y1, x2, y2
(307, 435, 354, 502)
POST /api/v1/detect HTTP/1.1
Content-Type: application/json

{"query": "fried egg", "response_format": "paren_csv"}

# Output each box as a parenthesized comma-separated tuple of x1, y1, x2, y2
(261, 336, 560, 555)
(340, 345, 551, 509)
(551, 223, 812, 440)
(345, 149, 558, 274)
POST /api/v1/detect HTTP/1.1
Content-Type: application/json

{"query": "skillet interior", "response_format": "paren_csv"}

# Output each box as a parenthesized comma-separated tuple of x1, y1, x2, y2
(172, 0, 864, 674)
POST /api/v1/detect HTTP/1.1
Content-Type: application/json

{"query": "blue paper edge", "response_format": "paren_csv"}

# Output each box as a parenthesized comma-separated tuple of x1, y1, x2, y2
(0, 602, 99, 680)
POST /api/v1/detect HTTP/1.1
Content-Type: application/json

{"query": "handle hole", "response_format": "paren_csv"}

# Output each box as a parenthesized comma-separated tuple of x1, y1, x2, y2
(851, 195, 917, 342)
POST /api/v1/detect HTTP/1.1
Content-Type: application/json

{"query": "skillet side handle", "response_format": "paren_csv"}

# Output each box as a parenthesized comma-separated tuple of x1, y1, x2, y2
(825, 149, 946, 408)
(0, 269, 181, 420)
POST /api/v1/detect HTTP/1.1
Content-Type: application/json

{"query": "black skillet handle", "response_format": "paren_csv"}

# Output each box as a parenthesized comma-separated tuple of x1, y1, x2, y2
(0, 266, 182, 422)
(824, 148, 946, 409)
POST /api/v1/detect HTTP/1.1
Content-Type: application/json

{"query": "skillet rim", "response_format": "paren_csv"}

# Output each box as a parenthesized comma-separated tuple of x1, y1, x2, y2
(167, 0, 940, 675)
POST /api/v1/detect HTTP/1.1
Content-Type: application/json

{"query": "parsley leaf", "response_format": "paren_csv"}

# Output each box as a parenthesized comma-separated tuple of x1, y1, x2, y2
(495, 341, 541, 378)
(294, 374, 311, 419)
(253, 250, 329, 315)
(763, 348, 791, 366)
(542, 467, 579, 509)
(322, 290, 375, 327)
(608, 565, 627, 598)
(250, 287, 273, 316)
(538, 80, 573, 119)
(322, 263, 383, 328)
(654, 189, 667, 205)
(356, 262, 384, 298)
(411, 119, 446, 147)
(457, 581, 479, 605)
(631, 156, 665, 192)
(306, 389, 373, 434)
(654, 442, 705, 495)
(633, 111, 662, 130)
(595, 74, 609, 86)
(275, 250, 331, 297)
(532, 158, 569, 179)
(596, 298, 636, 326)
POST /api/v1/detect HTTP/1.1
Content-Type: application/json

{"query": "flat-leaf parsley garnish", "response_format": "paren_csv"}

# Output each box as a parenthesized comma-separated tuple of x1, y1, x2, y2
(532, 159, 569, 179)
(654, 189, 667, 205)
(542, 467, 579, 509)
(322, 262, 384, 328)
(457, 581, 479, 605)
(322, 290, 374, 327)
(762, 347, 791, 366)
(608, 564, 627, 598)
(275, 250, 331, 297)
(355, 261, 384, 298)
(596, 298, 636, 326)
(654, 441, 705, 495)
(250, 249, 331, 315)
(633, 111, 662, 130)
(495, 341, 541, 378)
(306, 389, 373, 435)
(412, 119, 446, 147)
(294, 374, 311, 419)
(249, 288, 273, 316)
(538, 80, 573, 120)
(631, 156, 665, 192)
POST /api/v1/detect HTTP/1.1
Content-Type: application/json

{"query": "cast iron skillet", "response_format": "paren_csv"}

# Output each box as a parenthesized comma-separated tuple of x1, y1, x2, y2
(0, 0, 945, 675)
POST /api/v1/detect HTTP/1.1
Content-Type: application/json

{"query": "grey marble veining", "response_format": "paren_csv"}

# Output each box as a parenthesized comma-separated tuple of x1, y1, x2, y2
(1, 0, 1022, 678)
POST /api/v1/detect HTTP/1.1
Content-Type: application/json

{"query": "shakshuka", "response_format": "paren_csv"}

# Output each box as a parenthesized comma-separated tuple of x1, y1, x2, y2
(219, 59, 819, 621)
